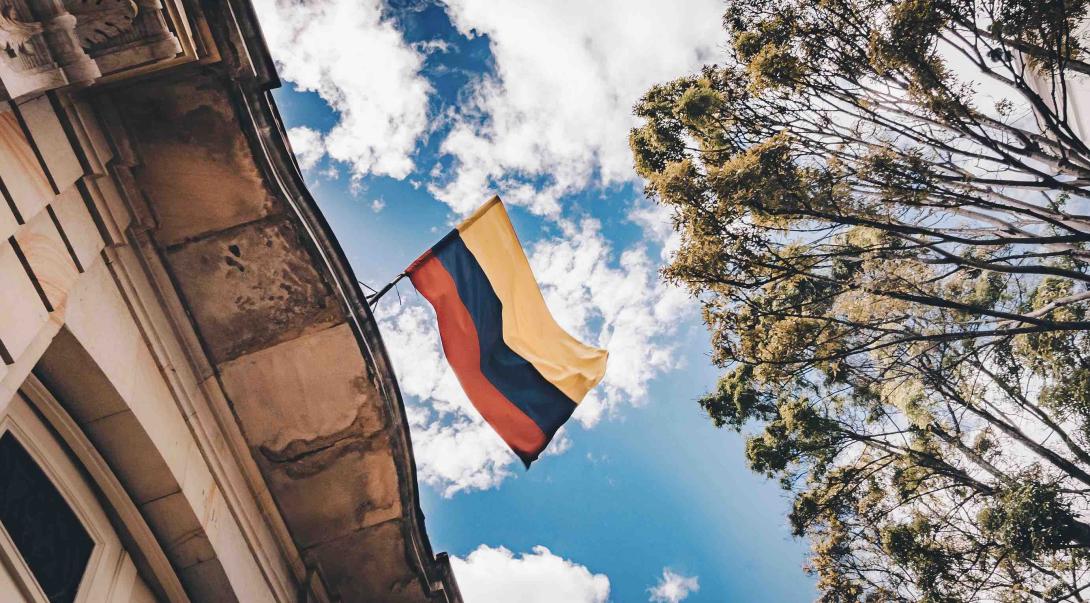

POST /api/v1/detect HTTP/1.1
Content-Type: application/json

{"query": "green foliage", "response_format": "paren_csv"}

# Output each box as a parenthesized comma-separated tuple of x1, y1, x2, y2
(880, 515, 955, 596)
(992, 0, 1090, 68)
(699, 364, 773, 429)
(977, 478, 1075, 561)
(869, 0, 947, 75)
(631, 0, 1090, 598)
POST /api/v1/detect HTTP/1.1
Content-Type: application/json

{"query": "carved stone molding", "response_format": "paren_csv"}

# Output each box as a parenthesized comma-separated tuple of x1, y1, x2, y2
(65, 0, 137, 48)
(0, 0, 95, 99)
(0, 0, 185, 100)
(34, 6, 101, 85)
(82, 0, 179, 76)
(0, 5, 43, 57)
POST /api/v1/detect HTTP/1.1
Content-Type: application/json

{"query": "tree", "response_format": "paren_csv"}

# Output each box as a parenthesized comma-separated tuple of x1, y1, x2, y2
(631, 0, 1090, 600)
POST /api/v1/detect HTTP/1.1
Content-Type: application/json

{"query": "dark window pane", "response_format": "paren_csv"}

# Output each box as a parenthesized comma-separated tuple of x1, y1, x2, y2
(0, 432, 94, 603)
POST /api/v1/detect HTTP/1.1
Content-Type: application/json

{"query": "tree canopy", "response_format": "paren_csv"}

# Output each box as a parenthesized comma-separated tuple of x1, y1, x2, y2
(631, 0, 1090, 600)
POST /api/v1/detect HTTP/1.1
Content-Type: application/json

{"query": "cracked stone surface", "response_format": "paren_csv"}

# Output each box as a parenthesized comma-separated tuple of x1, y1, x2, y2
(260, 432, 401, 549)
(218, 323, 385, 453)
(165, 218, 341, 362)
(118, 75, 283, 247)
(112, 72, 452, 601)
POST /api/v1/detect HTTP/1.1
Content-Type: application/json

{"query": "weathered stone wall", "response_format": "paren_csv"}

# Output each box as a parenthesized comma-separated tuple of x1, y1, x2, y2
(0, 0, 462, 600)
(104, 67, 449, 601)
(0, 0, 192, 101)
(0, 88, 303, 601)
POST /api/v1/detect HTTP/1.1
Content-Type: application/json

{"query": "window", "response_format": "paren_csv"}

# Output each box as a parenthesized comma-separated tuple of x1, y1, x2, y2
(0, 433, 94, 603)
(0, 392, 157, 603)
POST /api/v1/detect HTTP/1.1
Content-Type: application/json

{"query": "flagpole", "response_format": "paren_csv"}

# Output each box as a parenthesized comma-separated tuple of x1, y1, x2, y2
(365, 272, 407, 307)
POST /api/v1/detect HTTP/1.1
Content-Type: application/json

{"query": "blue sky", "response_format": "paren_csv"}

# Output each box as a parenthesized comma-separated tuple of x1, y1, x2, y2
(256, 0, 816, 600)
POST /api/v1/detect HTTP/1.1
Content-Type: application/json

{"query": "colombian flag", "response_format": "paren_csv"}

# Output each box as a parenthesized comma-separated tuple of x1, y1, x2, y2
(407, 197, 608, 466)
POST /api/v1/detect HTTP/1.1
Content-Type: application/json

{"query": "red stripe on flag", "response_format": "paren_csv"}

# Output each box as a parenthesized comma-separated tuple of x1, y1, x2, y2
(409, 254, 548, 463)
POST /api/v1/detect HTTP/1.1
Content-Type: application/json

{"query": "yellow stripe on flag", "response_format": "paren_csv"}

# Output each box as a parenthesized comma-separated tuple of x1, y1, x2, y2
(456, 197, 608, 403)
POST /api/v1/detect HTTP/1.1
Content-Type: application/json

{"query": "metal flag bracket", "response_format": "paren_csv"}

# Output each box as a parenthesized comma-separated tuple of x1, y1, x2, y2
(363, 272, 407, 308)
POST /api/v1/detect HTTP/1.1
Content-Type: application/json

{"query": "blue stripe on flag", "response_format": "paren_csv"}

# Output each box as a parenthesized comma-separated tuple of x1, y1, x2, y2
(432, 236, 576, 437)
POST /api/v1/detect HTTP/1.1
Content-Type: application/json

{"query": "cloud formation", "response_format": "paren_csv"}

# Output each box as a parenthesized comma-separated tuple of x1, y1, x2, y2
(377, 303, 515, 496)
(451, 545, 610, 603)
(629, 200, 682, 262)
(649, 568, 700, 603)
(262, 0, 701, 497)
(255, 0, 430, 179)
(286, 126, 325, 171)
(529, 218, 688, 427)
(431, 0, 724, 216)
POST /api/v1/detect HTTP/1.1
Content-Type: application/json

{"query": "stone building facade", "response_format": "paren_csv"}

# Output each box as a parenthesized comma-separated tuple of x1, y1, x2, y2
(0, 0, 462, 600)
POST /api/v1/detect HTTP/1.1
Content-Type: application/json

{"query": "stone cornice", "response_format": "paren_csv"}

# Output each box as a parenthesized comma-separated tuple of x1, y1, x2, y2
(0, 0, 214, 100)
(70, 0, 464, 598)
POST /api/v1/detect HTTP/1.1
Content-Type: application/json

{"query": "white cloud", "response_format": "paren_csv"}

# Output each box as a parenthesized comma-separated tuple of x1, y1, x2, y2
(414, 39, 454, 55)
(377, 304, 515, 496)
(370, 198, 386, 213)
(430, 0, 724, 217)
(377, 215, 690, 496)
(451, 545, 610, 603)
(629, 200, 682, 261)
(254, 0, 430, 179)
(530, 218, 689, 427)
(264, 1, 705, 496)
(649, 568, 700, 603)
(287, 126, 325, 171)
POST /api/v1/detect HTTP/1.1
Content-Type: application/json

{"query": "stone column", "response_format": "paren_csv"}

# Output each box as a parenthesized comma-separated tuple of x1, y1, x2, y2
(25, 0, 98, 86)
(0, 0, 97, 98)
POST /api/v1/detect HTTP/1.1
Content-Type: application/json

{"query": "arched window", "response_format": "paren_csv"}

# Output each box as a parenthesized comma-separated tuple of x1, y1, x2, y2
(0, 394, 155, 602)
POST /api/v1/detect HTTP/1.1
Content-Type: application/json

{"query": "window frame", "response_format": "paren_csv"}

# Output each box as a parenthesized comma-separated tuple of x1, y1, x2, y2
(0, 393, 127, 603)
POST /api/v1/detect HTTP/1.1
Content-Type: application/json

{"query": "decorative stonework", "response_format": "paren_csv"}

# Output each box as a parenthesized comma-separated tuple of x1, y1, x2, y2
(0, 0, 185, 100)
(0, 5, 43, 57)
(0, 0, 95, 98)
(80, 0, 179, 76)
(65, 0, 137, 48)
(0, 0, 55, 75)
(0, 0, 460, 598)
